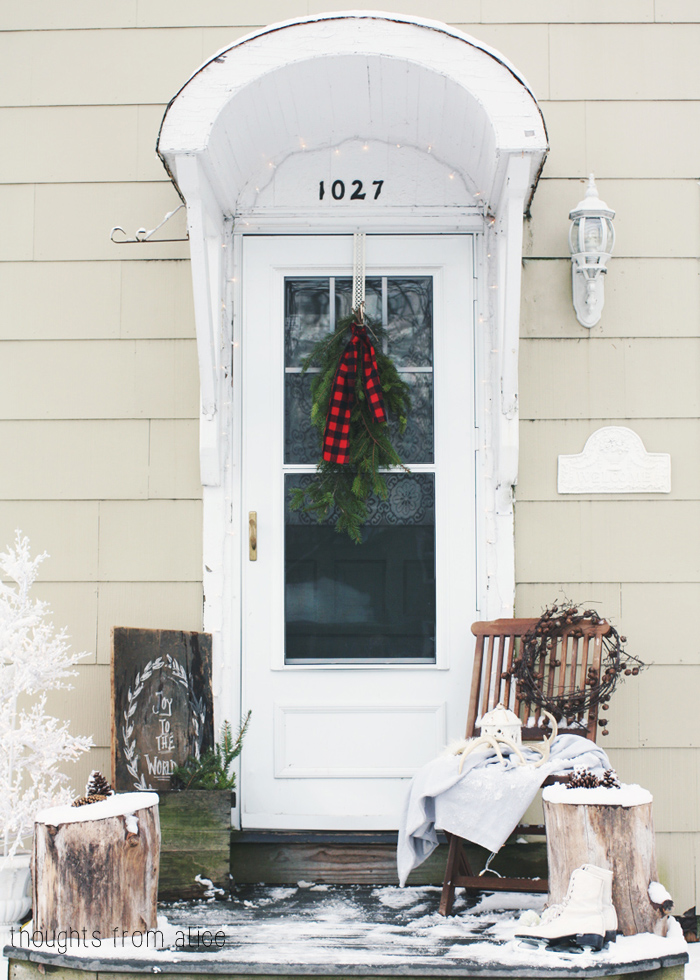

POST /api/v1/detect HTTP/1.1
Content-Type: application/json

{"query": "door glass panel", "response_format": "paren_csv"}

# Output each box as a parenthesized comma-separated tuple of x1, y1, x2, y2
(284, 277, 433, 465)
(388, 372, 433, 463)
(284, 373, 318, 465)
(285, 473, 436, 664)
(284, 278, 330, 365)
(386, 277, 433, 367)
(284, 275, 436, 665)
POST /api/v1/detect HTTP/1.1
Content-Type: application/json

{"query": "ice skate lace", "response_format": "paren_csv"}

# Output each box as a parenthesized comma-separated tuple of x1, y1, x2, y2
(540, 901, 566, 924)
(539, 873, 579, 924)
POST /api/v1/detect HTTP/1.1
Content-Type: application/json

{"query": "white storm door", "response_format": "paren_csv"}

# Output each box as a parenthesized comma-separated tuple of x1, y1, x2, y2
(240, 235, 475, 829)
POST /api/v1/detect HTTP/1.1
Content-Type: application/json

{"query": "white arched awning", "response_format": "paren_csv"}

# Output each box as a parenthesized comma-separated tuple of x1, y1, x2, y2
(157, 12, 547, 216)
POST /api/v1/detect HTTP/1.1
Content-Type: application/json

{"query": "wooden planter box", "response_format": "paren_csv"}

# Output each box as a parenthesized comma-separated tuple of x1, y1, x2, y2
(157, 790, 232, 900)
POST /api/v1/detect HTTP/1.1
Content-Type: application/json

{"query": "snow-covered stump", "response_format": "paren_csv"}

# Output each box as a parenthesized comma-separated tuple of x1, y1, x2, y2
(543, 783, 668, 937)
(33, 793, 159, 938)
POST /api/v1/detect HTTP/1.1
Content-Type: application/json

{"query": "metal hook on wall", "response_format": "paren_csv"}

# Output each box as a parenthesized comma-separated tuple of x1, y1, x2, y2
(110, 203, 188, 244)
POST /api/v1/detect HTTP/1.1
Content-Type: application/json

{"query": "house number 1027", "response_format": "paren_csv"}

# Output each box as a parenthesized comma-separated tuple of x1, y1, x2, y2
(319, 179, 384, 201)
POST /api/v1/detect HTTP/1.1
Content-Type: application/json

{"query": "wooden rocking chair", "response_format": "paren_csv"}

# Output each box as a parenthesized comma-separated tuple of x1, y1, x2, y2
(438, 616, 610, 916)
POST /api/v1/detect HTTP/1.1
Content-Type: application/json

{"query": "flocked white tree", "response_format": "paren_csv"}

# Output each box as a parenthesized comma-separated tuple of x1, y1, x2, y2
(0, 532, 93, 862)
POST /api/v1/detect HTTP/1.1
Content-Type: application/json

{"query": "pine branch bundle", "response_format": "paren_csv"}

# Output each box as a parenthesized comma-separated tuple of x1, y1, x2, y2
(289, 315, 411, 543)
(171, 712, 251, 790)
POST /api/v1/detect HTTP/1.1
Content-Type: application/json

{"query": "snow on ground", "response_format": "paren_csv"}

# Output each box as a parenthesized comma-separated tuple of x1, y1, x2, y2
(2, 886, 690, 975)
(686, 942, 700, 980)
(468, 890, 548, 914)
(374, 885, 440, 909)
(447, 914, 688, 972)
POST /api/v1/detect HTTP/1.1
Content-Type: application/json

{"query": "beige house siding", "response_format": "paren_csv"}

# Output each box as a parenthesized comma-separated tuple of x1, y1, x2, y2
(0, 8, 206, 806)
(1, 1, 698, 907)
(513, 10, 700, 911)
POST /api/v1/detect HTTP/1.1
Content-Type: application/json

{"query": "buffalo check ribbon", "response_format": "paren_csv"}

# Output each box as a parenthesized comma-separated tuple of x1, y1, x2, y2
(322, 322, 387, 464)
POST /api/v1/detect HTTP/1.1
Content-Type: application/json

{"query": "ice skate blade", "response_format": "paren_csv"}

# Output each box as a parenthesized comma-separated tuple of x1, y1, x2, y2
(517, 939, 546, 951)
(515, 937, 586, 955)
(515, 933, 605, 952)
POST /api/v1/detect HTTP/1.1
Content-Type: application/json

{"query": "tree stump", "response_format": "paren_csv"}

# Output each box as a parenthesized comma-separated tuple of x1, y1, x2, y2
(543, 789, 667, 937)
(33, 793, 160, 939)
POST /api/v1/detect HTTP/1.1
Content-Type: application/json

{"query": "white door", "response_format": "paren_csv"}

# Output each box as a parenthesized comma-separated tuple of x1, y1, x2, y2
(240, 234, 476, 829)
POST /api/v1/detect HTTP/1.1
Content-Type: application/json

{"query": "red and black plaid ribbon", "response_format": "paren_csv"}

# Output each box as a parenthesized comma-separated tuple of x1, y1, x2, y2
(322, 323, 387, 464)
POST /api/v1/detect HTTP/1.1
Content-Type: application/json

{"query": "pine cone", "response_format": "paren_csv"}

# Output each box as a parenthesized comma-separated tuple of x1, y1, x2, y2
(600, 769, 621, 789)
(86, 770, 113, 798)
(72, 794, 107, 807)
(566, 767, 601, 789)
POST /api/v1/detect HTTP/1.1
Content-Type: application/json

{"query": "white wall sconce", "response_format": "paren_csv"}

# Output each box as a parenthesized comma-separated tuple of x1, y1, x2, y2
(569, 174, 615, 328)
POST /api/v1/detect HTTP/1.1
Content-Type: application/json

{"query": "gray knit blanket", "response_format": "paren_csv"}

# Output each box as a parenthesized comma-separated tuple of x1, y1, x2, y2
(397, 734, 611, 886)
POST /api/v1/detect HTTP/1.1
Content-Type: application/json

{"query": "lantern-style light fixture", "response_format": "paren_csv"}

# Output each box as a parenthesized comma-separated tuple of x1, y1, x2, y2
(569, 174, 615, 328)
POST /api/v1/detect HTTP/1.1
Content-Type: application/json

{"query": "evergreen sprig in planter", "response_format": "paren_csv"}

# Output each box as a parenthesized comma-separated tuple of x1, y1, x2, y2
(157, 716, 250, 900)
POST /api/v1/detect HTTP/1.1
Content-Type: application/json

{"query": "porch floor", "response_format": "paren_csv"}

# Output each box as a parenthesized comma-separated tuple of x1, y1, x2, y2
(5, 885, 689, 979)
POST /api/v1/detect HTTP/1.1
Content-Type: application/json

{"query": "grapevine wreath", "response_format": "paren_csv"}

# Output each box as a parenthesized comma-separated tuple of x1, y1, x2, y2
(289, 311, 411, 543)
(510, 601, 645, 735)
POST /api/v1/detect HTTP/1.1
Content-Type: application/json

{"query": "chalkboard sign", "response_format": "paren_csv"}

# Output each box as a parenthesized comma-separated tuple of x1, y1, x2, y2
(111, 627, 214, 791)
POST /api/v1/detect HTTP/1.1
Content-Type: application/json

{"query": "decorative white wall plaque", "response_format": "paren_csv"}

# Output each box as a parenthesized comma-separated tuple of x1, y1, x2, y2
(557, 427, 671, 494)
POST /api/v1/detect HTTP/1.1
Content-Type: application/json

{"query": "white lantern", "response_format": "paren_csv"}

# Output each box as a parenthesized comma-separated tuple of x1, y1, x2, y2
(569, 174, 615, 328)
(477, 703, 523, 745)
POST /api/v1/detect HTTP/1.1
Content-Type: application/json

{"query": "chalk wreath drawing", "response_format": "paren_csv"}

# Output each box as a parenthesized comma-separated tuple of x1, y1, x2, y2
(121, 654, 207, 791)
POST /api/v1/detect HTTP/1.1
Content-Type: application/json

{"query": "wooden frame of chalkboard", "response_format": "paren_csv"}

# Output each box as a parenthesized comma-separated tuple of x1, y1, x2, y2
(111, 627, 214, 792)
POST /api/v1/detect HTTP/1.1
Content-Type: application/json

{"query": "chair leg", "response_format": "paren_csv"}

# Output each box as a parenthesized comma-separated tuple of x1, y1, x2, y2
(439, 832, 473, 916)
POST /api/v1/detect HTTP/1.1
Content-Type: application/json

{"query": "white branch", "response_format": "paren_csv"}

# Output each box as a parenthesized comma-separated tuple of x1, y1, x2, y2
(0, 532, 93, 862)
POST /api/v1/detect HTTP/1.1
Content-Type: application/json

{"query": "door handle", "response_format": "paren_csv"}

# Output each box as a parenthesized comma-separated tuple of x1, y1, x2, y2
(249, 511, 257, 561)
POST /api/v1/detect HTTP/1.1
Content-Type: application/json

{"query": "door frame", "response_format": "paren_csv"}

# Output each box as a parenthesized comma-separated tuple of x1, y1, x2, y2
(209, 218, 512, 828)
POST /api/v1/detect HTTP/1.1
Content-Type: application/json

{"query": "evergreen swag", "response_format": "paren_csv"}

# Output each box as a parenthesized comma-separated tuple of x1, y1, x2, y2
(289, 314, 411, 543)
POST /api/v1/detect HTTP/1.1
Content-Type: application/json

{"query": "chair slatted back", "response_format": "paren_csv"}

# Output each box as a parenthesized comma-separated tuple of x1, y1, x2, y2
(466, 618, 610, 742)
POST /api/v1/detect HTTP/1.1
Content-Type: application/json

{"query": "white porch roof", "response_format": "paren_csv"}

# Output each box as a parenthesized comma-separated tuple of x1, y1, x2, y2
(157, 12, 548, 216)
